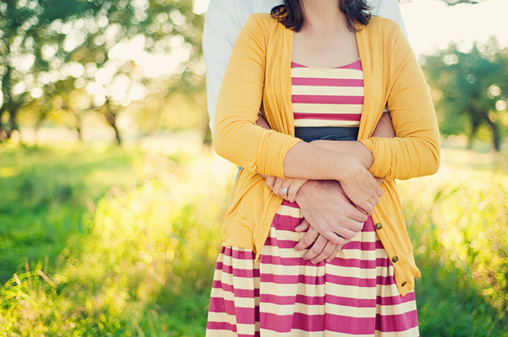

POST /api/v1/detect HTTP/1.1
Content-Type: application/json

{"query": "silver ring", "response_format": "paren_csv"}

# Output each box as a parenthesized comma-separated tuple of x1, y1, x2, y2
(280, 187, 288, 194)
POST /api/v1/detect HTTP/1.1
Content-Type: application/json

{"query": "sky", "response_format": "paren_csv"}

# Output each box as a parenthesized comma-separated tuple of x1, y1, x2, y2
(194, 0, 508, 56)
(106, 0, 508, 86)
(399, 0, 508, 56)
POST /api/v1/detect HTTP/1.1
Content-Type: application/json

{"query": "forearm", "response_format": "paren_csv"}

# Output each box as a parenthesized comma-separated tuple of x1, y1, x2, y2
(309, 140, 374, 171)
(283, 141, 358, 181)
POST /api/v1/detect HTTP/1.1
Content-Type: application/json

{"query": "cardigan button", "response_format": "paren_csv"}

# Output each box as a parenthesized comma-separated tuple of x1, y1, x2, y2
(392, 256, 399, 263)
(375, 223, 382, 230)
(401, 281, 407, 287)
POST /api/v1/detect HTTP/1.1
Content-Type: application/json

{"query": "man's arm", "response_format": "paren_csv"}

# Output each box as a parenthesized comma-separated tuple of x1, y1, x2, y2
(203, 0, 244, 136)
(370, 0, 408, 39)
(259, 112, 395, 263)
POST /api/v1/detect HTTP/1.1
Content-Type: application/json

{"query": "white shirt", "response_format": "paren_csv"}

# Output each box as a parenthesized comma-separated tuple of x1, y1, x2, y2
(203, 0, 408, 134)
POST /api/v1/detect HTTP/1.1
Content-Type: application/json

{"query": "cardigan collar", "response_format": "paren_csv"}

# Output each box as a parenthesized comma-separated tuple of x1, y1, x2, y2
(273, 21, 382, 140)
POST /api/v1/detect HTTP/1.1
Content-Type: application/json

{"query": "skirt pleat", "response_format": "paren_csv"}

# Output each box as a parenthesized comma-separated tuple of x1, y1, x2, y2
(207, 200, 419, 337)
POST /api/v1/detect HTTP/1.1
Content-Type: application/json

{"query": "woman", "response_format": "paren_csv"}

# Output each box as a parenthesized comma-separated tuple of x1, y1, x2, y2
(207, 0, 440, 335)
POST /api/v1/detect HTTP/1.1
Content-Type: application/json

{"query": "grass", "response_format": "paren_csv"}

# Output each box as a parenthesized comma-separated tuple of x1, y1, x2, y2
(398, 145, 508, 336)
(0, 139, 507, 336)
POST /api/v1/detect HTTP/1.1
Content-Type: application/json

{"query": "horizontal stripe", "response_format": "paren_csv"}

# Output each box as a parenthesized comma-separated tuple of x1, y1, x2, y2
(258, 273, 394, 288)
(211, 280, 259, 298)
(262, 236, 383, 252)
(292, 85, 364, 96)
(294, 112, 361, 121)
(246, 281, 405, 299)
(294, 120, 360, 127)
(268, 217, 376, 235)
(213, 275, 404, 302)
(291, 59, 362, 70)
(258, 311, 418, 334)
(291, 68, 363, 80)
(292, 102, 363, 113)
(292, 95, 364, 105)
(221, 247, 255, 260)
(379, 291, 416, 305)
(255, 326, 419, 337)
(258, 251, 390, 268)
(234, 292, 417, 311)
(258, 300, 419, 320)
(209, 298, 259, 323)
(257, 259, 389, 281)
(292, 77, 364, 87)
(210, 288, 259, 308)
(207, 314, 262, 336)
(216, 261, 260, 278)
(274, 204, 302, 217)
(207, 313, 239, 329)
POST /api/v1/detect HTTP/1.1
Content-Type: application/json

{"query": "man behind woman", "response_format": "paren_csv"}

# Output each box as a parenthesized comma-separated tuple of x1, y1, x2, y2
(204, 0, 440, 335)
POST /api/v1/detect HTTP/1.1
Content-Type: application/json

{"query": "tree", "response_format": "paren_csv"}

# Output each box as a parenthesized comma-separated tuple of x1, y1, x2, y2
(439, 0, 487, 5)
(421, 39, 508, 151)
(1, 0, 204, 145)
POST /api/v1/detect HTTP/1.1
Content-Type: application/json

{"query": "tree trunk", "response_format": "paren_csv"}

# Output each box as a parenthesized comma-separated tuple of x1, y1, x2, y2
(111, 121, 122, 146)
(0, 109, 5, 142)
(467, 122, 478, 150)
(484, 115, 500, 152)
(71, 108, 83, 143)
(105, 111, 122, 146)
(5, 106, 20, 139)
(103, 101, 122, 146)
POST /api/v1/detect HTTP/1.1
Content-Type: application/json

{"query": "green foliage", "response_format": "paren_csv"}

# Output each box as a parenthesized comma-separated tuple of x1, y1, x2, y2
(0, 0, 205, 144)
(398, 146, 508, 336)
(422, 39, 508, 151)
(439, 0, 488, 5)
(0, 144, 141, 282)
(0, 142, 507, 335)
(0, 142, 234, 335)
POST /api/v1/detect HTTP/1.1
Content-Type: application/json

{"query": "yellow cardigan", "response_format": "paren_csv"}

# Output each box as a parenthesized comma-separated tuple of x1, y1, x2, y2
(213, 14, 440, 296)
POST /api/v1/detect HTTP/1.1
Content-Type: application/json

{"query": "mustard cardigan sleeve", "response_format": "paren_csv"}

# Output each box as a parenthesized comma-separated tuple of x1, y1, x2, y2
(213, 15, 302, 178)
(359, 23, 441, 181)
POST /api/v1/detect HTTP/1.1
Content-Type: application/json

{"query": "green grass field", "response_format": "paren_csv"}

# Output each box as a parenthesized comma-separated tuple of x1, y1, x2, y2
(0, 140, 507, 336)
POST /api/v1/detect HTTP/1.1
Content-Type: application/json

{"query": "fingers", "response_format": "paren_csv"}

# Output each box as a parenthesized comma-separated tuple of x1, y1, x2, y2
(311, 240, 342, 264)
(359, 201, 374, 216)
(287, 184, 297, 203)
(326, 244, 344, 263)
(305, 236, 350, 264)
(295, 218, 310, 232)
(302, 234, 327, 261)
(273, 177, 283, 196)
(265, 175, 275, 190)
(294, 226, 319, 251)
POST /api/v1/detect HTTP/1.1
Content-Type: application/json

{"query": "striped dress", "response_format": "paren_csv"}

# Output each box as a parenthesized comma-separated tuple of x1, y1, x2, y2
(206, 60, 420, 337)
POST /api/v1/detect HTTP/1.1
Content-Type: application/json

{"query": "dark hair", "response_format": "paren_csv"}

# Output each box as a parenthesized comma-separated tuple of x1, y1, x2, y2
(271, 0, 371, 32)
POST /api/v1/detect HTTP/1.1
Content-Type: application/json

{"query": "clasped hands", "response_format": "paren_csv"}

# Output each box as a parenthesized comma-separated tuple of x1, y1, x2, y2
(258, 112, 394, 263)
(266, 177, 371, 264)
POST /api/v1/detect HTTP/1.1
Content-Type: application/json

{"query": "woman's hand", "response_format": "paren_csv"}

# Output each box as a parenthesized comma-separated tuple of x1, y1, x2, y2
(339, 156, 383, 215)
(265, 176, 308, 202)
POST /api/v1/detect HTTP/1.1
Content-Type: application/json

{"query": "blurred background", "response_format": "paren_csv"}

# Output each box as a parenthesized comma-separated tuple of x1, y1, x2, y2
(0, 0, 507, 335)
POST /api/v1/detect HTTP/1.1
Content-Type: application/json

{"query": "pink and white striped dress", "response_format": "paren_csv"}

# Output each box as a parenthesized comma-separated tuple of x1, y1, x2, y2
(206, 60, 420, 337)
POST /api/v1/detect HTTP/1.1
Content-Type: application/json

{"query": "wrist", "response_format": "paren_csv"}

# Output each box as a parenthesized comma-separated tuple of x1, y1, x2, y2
(295, 180, 321, 203)
(333, 153, 360, 182)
